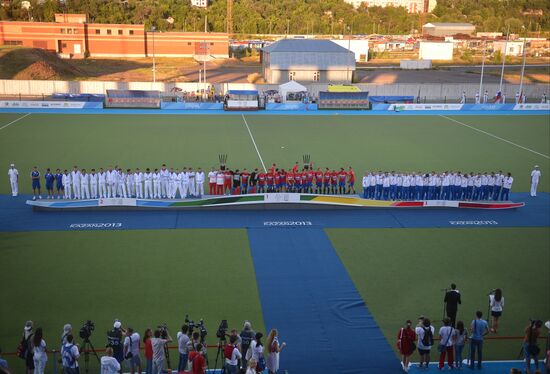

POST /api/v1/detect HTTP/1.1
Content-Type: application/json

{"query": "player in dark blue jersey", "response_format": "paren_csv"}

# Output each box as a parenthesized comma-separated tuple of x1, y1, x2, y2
(55, 168, 64, 199)
(31, 166, 41, 200)
(44, 168, 55, 199)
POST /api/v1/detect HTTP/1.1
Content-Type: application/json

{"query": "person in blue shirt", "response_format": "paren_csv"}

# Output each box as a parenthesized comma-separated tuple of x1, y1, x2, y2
(469, 310, 489, 370)
(55, 168, 64, 199)
(31, 166, 41, 200)
(44, 168, 55, 199)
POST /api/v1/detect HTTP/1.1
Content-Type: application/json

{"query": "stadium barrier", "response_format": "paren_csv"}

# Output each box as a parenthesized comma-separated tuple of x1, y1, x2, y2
(372, 103, 550, 111)
(266, 103, 318, 111)
(161, 102, 224, 110)
(0, 100, 102, 109)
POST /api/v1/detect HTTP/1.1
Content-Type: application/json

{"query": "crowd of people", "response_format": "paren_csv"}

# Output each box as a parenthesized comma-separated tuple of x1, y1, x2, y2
(396, 285, 550, 373)
(8, 319, 286, 374)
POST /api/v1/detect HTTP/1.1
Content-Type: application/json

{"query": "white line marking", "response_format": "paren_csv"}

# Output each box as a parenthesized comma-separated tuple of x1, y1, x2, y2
(241, 114, 267, 172)
(0, 112, 32, 131)
(439, 115, 550, 159)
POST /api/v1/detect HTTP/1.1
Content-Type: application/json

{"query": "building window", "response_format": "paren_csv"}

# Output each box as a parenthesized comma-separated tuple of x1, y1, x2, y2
(107, 29, 112, 35)
(5, 40, 23, 46)
(67, 28, 73, 34)
(188, 42, 192, 46)
(95, 29, 100, 34)
(313, 71, 320, 81)
(129, 30, 134, 35)
(73, 28, 78, 34)
(289, 71, 296, 81)
(118, 30, 123, 35)
(60, 28, 65, 33)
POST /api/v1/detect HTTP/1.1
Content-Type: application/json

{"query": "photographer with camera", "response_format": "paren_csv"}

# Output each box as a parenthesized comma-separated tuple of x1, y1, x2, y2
(524, 319, 543, 374)
(61, 334, 80, 374)
(239, 321, 255, 371)
(107, 320, 126, 370)
(151, 327, 172, 374)
(123, 327, 141, 374)
(177, 325, 190, 372)
(224, 335, 242, 374)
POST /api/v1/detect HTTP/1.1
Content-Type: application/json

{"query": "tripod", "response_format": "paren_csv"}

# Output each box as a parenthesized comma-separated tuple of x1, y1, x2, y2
(213, 335, 227, 372)
(163, 342, 172, 372)
(81, 337, 100, 374)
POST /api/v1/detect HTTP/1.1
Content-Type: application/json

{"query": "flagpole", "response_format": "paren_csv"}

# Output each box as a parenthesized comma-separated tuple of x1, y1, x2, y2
(518, 34, 527, 102)
(498, 25, 510, 93)
(479, 39, 486, 99)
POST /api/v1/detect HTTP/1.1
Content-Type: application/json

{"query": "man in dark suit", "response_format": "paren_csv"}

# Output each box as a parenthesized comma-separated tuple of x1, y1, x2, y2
(444, 283, 461, 327)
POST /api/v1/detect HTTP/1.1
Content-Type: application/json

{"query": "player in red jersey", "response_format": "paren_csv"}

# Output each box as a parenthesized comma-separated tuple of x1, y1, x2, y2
(347, 166, 356, 194)
(338, 168, 348, 194)
(323, 168, 331, 194)
(286, 171, 295, 192)
(266, 171, 275, 192)
(291, 162, 300, 173)
(305, 169, 314, 193)
(269, 163, 277, 174)
(257, 171, 266, 193)
(331, 170, 338, 194)
(223, 170, 233, 195)
(315, 168, 324, 194)
(241, 168, 250, 194)
(276, 169, 285, 192)
(294, 171, 303, 193)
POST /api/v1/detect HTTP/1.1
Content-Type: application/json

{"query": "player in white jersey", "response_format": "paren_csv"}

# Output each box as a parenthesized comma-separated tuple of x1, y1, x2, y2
(174, 169, 183, 198)
(134, 168, 143, 199)
(106, 167, 116, 198)
(153, 169, 161, 199)
(188, 168, 196, 197)
(208, 168, 217, 195)
(196, 168, 205, 197)
(8, 163, 18, 197)
(117, 168, 127, 198)
(98, 168, 107, 198)
(71, 166, 81, 199)
(89, 169, 98, 199)
(181, 168, 190, 198)
(216, 170, 224, 195)
(168, 168, 177, 199)
(530, 165, 541, 197)
(143, 168, 153, 199)
(62, 169, 72, 199)
(493, 171, 504, 201)
(501, 173, 514, 200)
(80, 169, 90, 199)
(126, 169, 135, 198)
(160, 164, 170, 198)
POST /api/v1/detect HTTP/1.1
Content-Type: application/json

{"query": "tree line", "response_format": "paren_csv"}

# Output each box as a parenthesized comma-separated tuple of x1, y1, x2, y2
(0, 0, 548, 35)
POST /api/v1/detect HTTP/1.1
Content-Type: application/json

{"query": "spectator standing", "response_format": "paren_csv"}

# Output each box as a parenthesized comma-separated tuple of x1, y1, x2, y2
(245, 358, 257, 374)
(531, 166, 541, 197)
(32, 328, 47, 374)
(101, 347, 121, 374)
(415, 317, 434, 369)
(524, 320, 543, 374)
(444, 284, 461, 327)
(438, 318, 455, 370)
(21, 320, 34, 374)
(188, 343, 207, 374)
(453, 321, 468, 369)
(489, 288, 505, 333)
(501, 173, 514, 200)
(151, 328, 172, 374)
(8, 164, 18, 197)
(249, 332, 265, 374)
(107, 320, 125, 368)
(266, 329, 286, 374)
(240, 321, 255, 370)
(396, 320, 416, 372)
(469, 311, 489, 370)
(61, 334, 80, 374)
(224, 335, 241, 374)
(143, 329, 153, 374)
(176, 325, 190, 372)
(123, 327, 141, 374)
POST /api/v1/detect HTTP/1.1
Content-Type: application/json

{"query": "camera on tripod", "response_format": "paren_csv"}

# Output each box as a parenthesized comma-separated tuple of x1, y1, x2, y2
(216, 319, 228, 341)
(79, 320, 95, 340)
(185, 315, 207, 343)
(157, 323, 169, 339)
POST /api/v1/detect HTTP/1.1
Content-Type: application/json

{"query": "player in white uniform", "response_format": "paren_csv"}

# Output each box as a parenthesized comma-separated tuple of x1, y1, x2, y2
(153, 169, 161, 199)
(80, 169, 90, 199)
(117, 168, 127, 198)
(144, 168, 153, 199)
(196, 168, 205, 198)
(216, 170, 224, 195)
(208, 168, 217, 195)
(174, 169, 183, 198)
(71, 166, 81, 199)
(98, 168, 107, 198)
(62, 170, 72, 199)
(181, 168, 190, 198)
(501, 173, 514, 200)
(134, 168, 143, 199)
(530, 165, 541, 197)
(168, 168, 177, 199)
(126, 169, 135, 198)
(188, 168, 196, 197)
(160, 165, 170, 198)
(106, 167, 116, 198)
(89, 169, 98, 199)
(460, 91, 466, 104)
(8, 163, 18, 197)
(483, 90, 489, 104)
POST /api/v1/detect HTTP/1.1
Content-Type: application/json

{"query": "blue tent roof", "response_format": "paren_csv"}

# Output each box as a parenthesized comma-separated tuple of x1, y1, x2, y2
(227, 90, 259, 95)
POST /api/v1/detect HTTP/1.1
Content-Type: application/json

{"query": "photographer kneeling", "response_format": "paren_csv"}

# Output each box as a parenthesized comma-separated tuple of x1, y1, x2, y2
(224, 335, 242, 374)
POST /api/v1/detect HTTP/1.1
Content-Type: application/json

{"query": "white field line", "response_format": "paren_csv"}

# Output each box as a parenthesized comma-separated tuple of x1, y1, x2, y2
(0, 112, 32, 131)
(439, 114, 550, 160)
(241, 114, 267, 172)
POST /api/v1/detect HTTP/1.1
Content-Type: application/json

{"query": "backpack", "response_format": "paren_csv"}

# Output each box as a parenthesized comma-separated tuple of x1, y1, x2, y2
(422, 327, 433, 346)
(62, 344, 76, 367)
(224, 344, 234, 360)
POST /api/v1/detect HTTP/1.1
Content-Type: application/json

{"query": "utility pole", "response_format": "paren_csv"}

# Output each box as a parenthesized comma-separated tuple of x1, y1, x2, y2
(151, 26, 156, 83)
(498, 24, 510, 93)
(518, 32, 527, 101)
(287, 19, 290, 36)
(478, 39, 486, 99)
(204, 16, 208, 100)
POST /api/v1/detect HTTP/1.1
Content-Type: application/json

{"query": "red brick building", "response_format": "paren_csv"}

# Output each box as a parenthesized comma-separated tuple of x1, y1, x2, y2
(0, 14, 229, 59)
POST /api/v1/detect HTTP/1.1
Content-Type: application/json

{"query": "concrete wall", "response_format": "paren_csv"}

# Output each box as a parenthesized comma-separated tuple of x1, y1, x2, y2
(0, 80, 547, 101)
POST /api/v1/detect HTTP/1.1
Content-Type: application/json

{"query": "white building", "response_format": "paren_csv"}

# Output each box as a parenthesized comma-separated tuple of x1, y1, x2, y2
(344, 0, 436, 13)
(191, 0, 208, 8)
(418, 41, 454, 60)
(492, 41, 524, 57)
(330, 39, 369, 62)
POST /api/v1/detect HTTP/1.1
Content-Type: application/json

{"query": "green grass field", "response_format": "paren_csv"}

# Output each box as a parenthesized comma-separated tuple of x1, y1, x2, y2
(0, 112, 549, 373)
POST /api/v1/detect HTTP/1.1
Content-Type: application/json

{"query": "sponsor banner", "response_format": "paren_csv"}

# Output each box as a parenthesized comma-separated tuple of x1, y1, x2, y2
(0, 101, 86, 109)
(69, 222, 123, 229)
(513, 103, 550, 111)
(226, 100, 258, 108)
(463, 104, 515, 111)
(161, 102, 224, 110)
(449, 220, 499, 225)
(425, 200, 459, 208)
(388, 104, 463, 111)
(263, 221, 313, 226)
(98, 198, 137, 207)
(264, 193, 301, 203)
(266, 103, 318, 111)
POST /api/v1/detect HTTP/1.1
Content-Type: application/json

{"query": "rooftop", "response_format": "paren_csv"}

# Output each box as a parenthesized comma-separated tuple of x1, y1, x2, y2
(264, 39, 352, 54)
(423, 23, 475, 28)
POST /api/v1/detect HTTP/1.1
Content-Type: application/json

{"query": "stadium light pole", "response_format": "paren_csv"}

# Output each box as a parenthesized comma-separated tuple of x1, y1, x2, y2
(518, 27, 527, 101)
(151, 26, 156, 83)
(346, 26, 352, 83)
(478, 39, 486, 99)
(498, 24, 510, 93)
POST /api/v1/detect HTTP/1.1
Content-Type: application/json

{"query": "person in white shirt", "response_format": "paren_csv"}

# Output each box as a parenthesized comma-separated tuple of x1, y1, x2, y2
(71, 166, 81, 199)
(188, 168, 196, 197)
(480, 172, 488, 200)
(123, 327, 141, 374)
(475, 92, 480, 104)
(415, 317, 435, 369)
(389, 172, 397, 200)
(225, 334, 243, 374)
(8, 163, 18, 197)
(174, 169, 183, 198)
(134, 168, 143, 199)
(176, 326, 190, 372)
(126, 169, 135, 198)
(106, 167, 116, 198)
(460, 91, 466, 104)
(521, 93, 526, 104)
(382, 172, 390, 201)
(61, 334, 80, 373)
(100, 347, 120, 374)
(501, 172, 513, 200)
(401, 173, 411, 200)
(80, 169, 90, 199)
(168, 168, 177, 199)
(489, 288, 504, 333)
(32, 327, 48, 374)
(117, 168, 127, 198)
(216, 170, 225, 195)
(153, 169, 161, 199)
(362, 172, 369, 199)
(487, 172, 495, 200)
(438, 318, 455, 370)
(195, 168, 205, 197)
(415, 173, 424, 200)
(89, 169, 98, 199)
(473, 174, 482, 201)
(493, 171, 504, 201)
(515, 91, 520, 104)
(453, 172, 462, 200)
(208, 168, 217, 195)
(483, 90, 488, 104)
(181, 168, 190, 198)
(160, 165, 170, 198)
(144, 168, 153, 199)
(98, 168, 107, 198)
(530, 165, 541, 197)
(62, 170, 72, 199)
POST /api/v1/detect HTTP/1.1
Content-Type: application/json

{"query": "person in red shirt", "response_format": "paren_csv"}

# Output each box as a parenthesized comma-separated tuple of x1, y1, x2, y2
(294, 171, 303, 193)
(188, 343, 207, 374)
(315, 168, 324, 194)
(269, 163, 277, 174)
(347, 166, 356, 194)
(291, 162, 299, 173)
(241, 169, 250, 194)
(224, 170, 232, 195)
(397, 320, 416, 372)
(331, 170, 338, 194)
(143, 328, 153, 374)
(276, 170, 285, 192)
(323, 168, 331, 194)
(266, 172, 275, 192)
(286, 171, 295, 192)
(338, 168, 348, 194)
(258, 172, 266, 193)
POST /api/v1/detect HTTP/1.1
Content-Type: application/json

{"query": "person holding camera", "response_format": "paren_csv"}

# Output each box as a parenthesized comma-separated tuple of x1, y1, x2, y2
(123, 327, 141, 374)
(489, 288, 505, 333)
(177, 325, 190, 372)
(101, 347, 121, 374)
(151, 328, 172, 374)
(224, 335, 242, 374)
(396, 320, 416, 372)
(61, 334, 80, 374)
(524, 320, 543, 374)
(240, 321, 255, 371)
(107, 320, 126, 370)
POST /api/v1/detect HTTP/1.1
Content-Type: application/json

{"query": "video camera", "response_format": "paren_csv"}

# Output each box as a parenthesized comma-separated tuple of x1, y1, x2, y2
(79, 320, 95, 340)
(186, 315, 207, 343)
(216, 319, 228, 341)
(157, 323, 169, 339)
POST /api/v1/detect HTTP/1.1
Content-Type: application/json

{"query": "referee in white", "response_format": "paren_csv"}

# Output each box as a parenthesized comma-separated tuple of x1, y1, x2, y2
(8, 163, 18, 197)
(530, 165, 541, 197)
